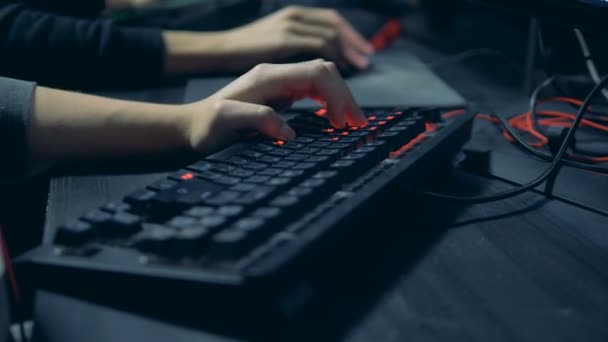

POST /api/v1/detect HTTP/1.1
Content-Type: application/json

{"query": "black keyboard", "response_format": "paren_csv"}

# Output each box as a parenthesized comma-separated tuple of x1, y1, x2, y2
(18, 107, 474, 332)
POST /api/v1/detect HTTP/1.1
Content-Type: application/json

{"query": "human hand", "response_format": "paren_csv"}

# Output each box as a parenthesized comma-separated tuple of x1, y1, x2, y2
(222, 6, 374, 71)
(182, 60, 368, 154)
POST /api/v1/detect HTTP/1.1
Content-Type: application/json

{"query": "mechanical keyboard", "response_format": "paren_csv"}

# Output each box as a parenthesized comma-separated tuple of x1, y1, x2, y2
(18, 107, 474, 332)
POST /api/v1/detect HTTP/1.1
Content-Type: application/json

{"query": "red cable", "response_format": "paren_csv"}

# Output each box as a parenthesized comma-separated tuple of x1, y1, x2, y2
(441, 100, 608, 164)
(442, 109, 466, 119)
(0, 226, 20, 306)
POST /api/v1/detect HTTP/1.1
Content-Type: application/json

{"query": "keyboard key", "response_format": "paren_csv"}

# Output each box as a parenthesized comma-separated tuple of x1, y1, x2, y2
(246, 175, 271, 184)
(240, 150, 264, 159)
(355, 146, 384, 164)
(198, 171, 223, 182)
(367, 140, 389, 156)
(152, 180, 222, 217)
(171, 227, 209, 257)
(264, 177, 293, 188)
(330, 160, 357, 181)
(258, 156, 281, 164)
(349, 131, 373, 143)
(169, 170, 198, 182)
(343, 153, 367, 164)
(299, 147, 320, 154)
(305, 156, 331, 166)
(167, 216, 197, 229)
(317, 149, 342, 158)
(209, 229, 250, 260)
(309, 141, 331, 148)
(284, 154, 309, 162)
(337, 137, 361, 146)
(82, 210, 112, 226)
(198, 215, 227, 230)
(328, 143, 355, 154)
(101, 202, 131, 214)
(204, 191, 241, 206)
(230, 169, 255, 178)
(313, 171, 339, 180)
(217, 205, 244, 218)
(268, 149, 291, 157)
(282, 142, 305, 150)
(252, 207, 282, 220)
(252, 144, 274, 153)
(377, 132, 404, 150)
(287, 186, 314, 198)
(257, 168, 284, 176)
(187, 161, 215, 172)
(270, 195, 300, 209)
(132, 225, 175, 254)
(281, 170, 306, 179)
(293, 137, 315, 144)
(148, 179, 179, 192)
(108, 212, 142, 237)
(230, 183, 258, 192)
(55, 221, 95, 246)
(225, 156, 249, 166)
(301, 178, 326, 189)
(184, 206, 215, 218)
(292, 162, 318, 172)
(233, 186, 275, 206)
(125, 189, 156, 209)
(275, 161, 296, 168)
(242, 162, 268, 171)
(233, 217, 266, 233)
(209, 163, 237, 173)
(213, 176, 241, 186)
(300, 133, 323, 139)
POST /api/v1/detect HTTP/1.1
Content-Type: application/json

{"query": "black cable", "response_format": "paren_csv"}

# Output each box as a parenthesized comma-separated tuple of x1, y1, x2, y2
(531, 75, 607, 119)
(494, 115, 608, 173)
(529, 76, 557, 132)
(424, 73, 608, 203)
(516, 75, 608, 172)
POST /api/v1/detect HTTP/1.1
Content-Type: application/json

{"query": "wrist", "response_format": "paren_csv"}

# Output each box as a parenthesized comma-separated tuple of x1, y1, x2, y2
(168, 104, 196, 152)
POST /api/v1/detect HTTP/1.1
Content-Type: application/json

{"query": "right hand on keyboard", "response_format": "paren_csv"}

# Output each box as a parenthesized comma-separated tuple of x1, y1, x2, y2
(183, 60, 368, 154)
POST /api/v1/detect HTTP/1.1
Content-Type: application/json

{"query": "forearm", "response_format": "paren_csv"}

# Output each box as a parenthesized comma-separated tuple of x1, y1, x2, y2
(29, 87, 191, 161)
(163, 31, 245, 77)
(105, 0, 152, 11)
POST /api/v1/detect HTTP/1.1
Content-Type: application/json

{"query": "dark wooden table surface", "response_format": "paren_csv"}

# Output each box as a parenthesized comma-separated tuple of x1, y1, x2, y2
(32, 36, 608, 342)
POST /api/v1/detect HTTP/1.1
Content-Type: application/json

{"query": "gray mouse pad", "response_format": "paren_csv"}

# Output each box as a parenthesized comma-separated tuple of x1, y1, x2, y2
(184, 45, 466, 108)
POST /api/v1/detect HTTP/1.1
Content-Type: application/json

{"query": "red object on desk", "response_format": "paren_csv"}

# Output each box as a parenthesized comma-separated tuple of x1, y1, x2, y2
(370, 19, 402, 51)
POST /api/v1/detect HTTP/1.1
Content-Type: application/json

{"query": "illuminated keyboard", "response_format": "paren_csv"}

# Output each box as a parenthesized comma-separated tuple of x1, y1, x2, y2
(18, 107, 474, 333)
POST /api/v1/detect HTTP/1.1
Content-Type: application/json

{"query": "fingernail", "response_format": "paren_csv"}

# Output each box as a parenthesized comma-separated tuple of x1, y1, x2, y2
(279, 122, 296, 140)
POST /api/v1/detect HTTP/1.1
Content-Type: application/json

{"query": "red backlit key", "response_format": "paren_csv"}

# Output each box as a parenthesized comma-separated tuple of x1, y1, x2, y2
(169, 170, 198, 182)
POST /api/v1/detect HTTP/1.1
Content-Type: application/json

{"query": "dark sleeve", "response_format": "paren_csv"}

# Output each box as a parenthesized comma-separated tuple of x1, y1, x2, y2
(21, 0, 105, 17)
(0, 3, 165, 89)
(0, 76, 35, 179)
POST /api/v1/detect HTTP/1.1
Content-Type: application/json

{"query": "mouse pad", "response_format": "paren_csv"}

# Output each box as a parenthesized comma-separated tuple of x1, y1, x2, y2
(184, 43, 466, 108)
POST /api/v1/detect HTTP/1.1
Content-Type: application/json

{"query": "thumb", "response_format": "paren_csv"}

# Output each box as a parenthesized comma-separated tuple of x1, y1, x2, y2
(218, 100, 296, 140)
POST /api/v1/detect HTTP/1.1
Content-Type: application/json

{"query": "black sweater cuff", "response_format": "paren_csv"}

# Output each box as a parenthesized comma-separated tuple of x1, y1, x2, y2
(0, 77, 35, 179)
